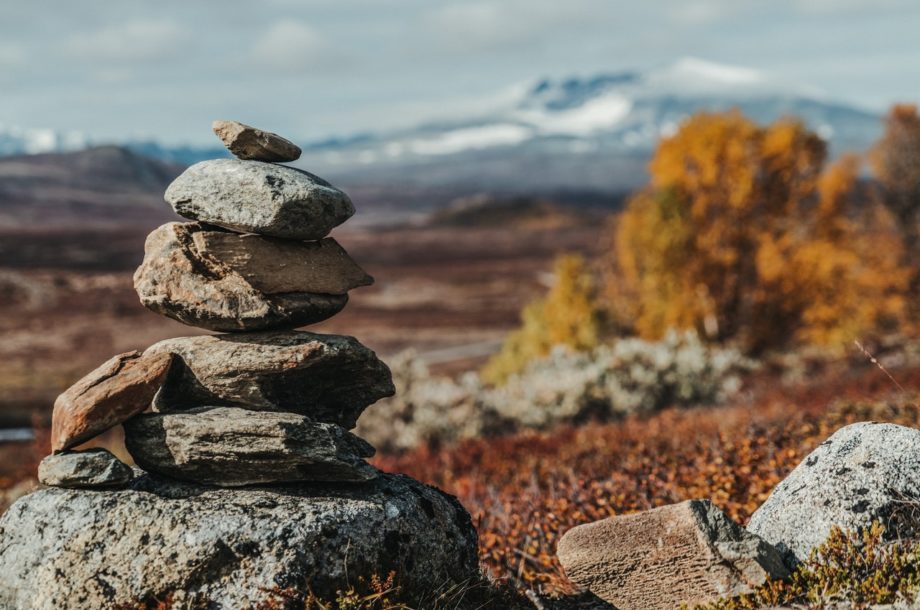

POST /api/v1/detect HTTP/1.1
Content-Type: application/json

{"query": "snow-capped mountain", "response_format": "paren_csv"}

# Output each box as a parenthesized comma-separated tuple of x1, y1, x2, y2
(301, 58, 877, 168)
(1, 59, 883, 194)
(0, 124, 91, 156)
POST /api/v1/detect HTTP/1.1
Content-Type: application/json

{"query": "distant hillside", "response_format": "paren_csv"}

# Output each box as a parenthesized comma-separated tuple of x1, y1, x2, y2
(0, 59, 884, 196)
(426, 195, 608, 230)
(0, 146, 182, 230)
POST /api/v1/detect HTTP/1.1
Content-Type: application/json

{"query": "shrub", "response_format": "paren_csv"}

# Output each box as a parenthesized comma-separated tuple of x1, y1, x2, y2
(481, 254, 605, 385)
(357, 332, 752, 452)
(610, 111, 908, 353)
(693, 523, 920, 609)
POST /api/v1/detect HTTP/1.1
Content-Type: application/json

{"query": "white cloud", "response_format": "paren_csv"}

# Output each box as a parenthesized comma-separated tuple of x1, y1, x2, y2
(250, 20, 345, 71)
(64, 20, 187, 62)
(0, 43, 24, 69)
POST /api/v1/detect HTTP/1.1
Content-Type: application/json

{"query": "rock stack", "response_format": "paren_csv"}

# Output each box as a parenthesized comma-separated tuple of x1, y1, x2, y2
(0, 121, 479, 610)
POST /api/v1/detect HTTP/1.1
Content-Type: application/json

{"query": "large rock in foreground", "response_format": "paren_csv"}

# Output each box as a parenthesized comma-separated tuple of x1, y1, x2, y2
(165, 159, 354, 240)
(0, 473, 479, 610)
(748, 422, 920, 564)
(51, 350, 174, 452)
(557, 499, 788, 610)
(146, 331, 394, 427)
(125, 407, 377, 486)
(134, 223, 370, 331)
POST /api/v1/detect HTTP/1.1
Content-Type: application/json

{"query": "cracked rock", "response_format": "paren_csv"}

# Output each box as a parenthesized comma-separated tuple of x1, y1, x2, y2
(134, 222, 371, 331)
(557, 499, 788, 610)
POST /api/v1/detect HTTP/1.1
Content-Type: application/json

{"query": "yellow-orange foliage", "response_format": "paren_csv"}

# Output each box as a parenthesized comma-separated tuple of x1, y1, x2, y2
(612, 111, 907, 352)
(482, 253, 602, 384)
(871, 103, 920, 296)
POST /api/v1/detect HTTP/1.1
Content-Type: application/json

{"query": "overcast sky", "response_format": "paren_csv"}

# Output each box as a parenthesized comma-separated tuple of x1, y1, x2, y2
(2, 0, 919, 145)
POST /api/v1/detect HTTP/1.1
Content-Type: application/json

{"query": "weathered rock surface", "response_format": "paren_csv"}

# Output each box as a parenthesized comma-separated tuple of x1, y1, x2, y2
(748, 422, 920, 564)
(145, 331, 395, 427)
(212, 119, 302, 162)
(124, 407, 377, 486)
(0, 472, 479, 610)
(37, 449, 133, 489)
(51, 350, 174, 452)
(192, 230, 372, 294)
(557, 499, 788, 610)
(134, 222, 369, 331)
(165, 159, 354, 240)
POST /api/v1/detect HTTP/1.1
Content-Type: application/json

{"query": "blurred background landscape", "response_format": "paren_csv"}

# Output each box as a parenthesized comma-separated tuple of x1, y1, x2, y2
(3, 0, 920, 599)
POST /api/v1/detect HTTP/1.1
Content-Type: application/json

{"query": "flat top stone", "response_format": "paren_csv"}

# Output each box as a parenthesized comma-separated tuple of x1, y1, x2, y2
(165, 159, 355, 240)
(124, 406, 377, 486)
(51, 350, 174, 452)
(191, 231, 373, 295)
(212, 119, 302, 162)
(38, 448, 133, 489)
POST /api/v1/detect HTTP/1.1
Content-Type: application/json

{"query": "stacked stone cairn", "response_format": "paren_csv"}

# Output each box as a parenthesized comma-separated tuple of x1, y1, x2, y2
(0, 121, 479, 610)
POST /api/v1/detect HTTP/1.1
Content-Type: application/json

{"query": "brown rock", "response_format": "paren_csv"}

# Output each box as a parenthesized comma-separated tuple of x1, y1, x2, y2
(145, 331, 395, 428)
(556, 499, 788, 610)
(134, 222, 370, 331)
(212, 119, 302, 162)
(51, 351, 173, 452)
(191, 231, 372, 295)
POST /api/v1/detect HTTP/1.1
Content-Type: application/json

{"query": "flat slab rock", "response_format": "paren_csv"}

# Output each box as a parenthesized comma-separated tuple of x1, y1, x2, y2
(0, 472, 479, 610)
(124, 407, 377, 486)
(134, 222, 370, 332)
(38, 449, 133, 489)
(51, 350, 174, 452)
(557, 499, 788, 610)
(145, 331, 395, 428)
(212, 119, 302, 162)
(748, 422, 920, 564)
(165, 159, 354, 240)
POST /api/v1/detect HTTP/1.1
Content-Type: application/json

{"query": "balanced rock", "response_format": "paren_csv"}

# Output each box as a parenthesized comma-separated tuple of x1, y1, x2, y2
(212, 119, 301, 162)
(124, 407, 377, 486)
(38, 449, 133, 489)
(145, 331, 395, 428)
(165, 159, 354, 240)
(0, 473, 479, 610)
(134, 222, 371, 331)
(748, 422, 920, 564)
(557, 499, 788, 610)
(51, 351, 173, 452)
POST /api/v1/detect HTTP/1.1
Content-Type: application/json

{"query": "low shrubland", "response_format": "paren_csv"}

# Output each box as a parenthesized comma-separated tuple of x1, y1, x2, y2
(356, 331, 752, 452)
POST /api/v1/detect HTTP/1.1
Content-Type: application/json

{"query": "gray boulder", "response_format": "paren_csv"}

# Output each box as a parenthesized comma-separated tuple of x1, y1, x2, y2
(557, 499, 788, 610)
(145, 331, 395, 428)
(748, 422, 920, 564)
(134, 222, 370, 332)
(37, 449, 133, 489)
(124, 407, 377, 486)
(212, 119, 302, 162)
(165, 159, 354, 240)
(0, 473, 479, 610)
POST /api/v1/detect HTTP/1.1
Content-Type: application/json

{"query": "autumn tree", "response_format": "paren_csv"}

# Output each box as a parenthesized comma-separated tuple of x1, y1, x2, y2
(871, 103, 920, 294)
(482, 253, 603, 384)
(610, 111, 907, 352)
